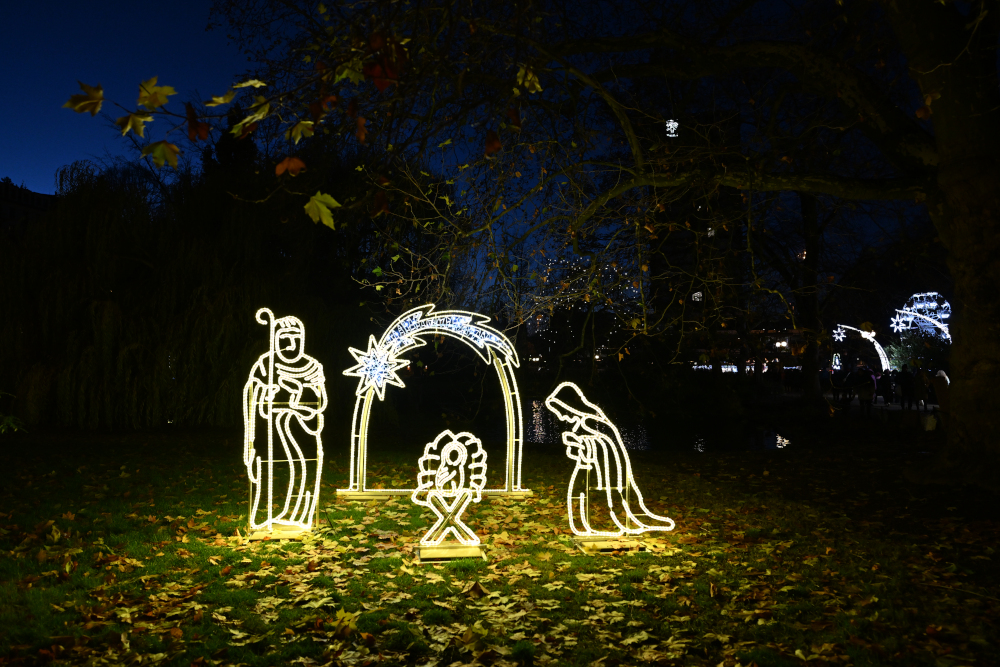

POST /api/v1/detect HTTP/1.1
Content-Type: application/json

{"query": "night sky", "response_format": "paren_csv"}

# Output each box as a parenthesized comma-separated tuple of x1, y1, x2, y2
(1, 1, 249, 194)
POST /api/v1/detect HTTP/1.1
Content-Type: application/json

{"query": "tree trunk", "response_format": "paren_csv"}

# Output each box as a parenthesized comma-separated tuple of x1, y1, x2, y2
(885, 1, 1000, 471)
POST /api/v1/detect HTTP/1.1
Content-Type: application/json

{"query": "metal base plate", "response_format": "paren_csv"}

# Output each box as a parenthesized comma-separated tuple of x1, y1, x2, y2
(416, 543, 486, 562)
(336, 489, 532, 501)
(573, 537, 649, 554)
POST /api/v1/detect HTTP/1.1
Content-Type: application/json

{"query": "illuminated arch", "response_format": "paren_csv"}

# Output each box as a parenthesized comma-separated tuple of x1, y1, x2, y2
(834, 324, 890, 371)
(338, 304, 530, 499)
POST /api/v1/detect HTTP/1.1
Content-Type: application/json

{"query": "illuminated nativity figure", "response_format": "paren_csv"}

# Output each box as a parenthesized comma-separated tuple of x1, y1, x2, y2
(412, 430, 488, 546)
(545, 382, 675, 537)
(243, 308, 328, 534)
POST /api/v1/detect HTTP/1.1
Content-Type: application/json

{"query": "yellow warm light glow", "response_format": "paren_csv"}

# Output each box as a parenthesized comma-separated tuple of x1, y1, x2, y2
(412, 430, 487, 546)
(545, 382, 675, 537)
(339, 304, 528, 497)
(243, 308, 327, 532)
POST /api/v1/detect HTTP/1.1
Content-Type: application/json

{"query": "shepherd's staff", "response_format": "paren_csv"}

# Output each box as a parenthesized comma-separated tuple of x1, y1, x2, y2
(256, 307, 277, 529)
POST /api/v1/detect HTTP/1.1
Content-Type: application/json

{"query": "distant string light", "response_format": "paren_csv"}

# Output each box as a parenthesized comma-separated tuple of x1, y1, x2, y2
(665, 120, 679, 137)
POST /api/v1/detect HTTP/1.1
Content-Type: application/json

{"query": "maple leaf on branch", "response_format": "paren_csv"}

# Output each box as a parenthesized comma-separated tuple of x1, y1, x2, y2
(275, 157, 306, 176)
(484, 130, 502, 157)
(285, 120, 315, 145)
(304, 191, 341, 229)
(63, 81, 103, 116)
(185, 103, 209, 142)
(233, 79, 267, 88)
(137, 77, 176, 110)
(204, 90, 236, 107)
(141, 140, 181, 169)
(114, 112, 153, 138)
(356, 116, 368, 144)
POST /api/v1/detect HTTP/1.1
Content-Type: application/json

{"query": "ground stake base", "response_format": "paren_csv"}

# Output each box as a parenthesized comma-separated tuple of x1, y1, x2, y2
(416, 543, 486, 563)
(573, 537, 648, 555)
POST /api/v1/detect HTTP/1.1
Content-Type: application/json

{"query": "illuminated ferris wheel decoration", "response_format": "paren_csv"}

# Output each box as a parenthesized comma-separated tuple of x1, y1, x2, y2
(889, 292, 951, 342)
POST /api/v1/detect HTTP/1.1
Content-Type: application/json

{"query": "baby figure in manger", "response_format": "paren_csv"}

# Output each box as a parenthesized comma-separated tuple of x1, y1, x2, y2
(412, 430, 487, 546)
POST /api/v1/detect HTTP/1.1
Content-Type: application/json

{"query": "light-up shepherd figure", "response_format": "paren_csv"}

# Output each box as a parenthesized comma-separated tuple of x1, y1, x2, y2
(545, 382, 675, 537)
(243, 309, 327, 533)
(412, 430, 487, 546)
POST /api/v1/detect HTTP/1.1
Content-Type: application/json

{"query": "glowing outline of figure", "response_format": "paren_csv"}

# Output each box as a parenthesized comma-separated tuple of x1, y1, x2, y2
(243, 308, 327, 532)
(411, 430, 487, 546)
(544, 382, 675, 537)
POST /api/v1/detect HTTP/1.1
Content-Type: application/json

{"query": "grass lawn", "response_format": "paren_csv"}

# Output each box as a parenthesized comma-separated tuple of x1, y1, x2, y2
(0, 427, 997, 666)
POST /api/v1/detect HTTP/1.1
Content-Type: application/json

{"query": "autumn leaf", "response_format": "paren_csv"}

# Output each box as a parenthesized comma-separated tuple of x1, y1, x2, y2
(304, 191, 341, 229)
(137, 77, 176, 109)
(362, 62, 397, 92)
(63, 81, 103, 116)
(233, 79, 267, 88)
(285, 120, 315, 144)
(506, 106, 522, 131)
(485, 130, 502, 157)
(347, 99, 358, 118)
(275, 157, 306, 176)
(231, 97, 269, 137)
(141, 140, 181, 169)
(915, 105, 932, 119)
(516, 65, 543, 93)
(335, 58, 365, 85)
(185, 103, 209, 142)
(204, 90, 236, 107)
(114, 112, 153, 138)
(356, 116, 368, 144)
(372, 190, 388, 217)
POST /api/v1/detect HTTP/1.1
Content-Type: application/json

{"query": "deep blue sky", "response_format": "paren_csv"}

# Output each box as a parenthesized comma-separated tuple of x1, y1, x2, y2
(1, 1, 249, 194)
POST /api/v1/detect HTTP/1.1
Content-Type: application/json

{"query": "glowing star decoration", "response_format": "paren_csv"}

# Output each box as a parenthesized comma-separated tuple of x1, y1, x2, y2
(835, 324, 891, 371)
(243, 309, 327, 536)
(411, 430, 487, 546)
(889, 314, 907, 334)
(339, 304, 529, 499)
(544, 382, 675, 538)
(344, 335, 408, 401)
(665, 119, 679, 137)
(832, 326, 847, 342)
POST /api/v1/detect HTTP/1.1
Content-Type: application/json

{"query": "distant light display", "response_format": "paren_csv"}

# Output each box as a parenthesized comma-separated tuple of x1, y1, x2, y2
(665, 119, 679, 137)
(832, 327, 846, 342)
(890, 292, 951, 341)
(835, 324, 890, 371)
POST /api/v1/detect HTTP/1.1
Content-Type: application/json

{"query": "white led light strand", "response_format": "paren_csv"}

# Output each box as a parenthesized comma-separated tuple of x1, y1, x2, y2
(411, 430, 487, 546)
(835, 324, 890, 371)
(894, 309, 951, 342)
(339, 304, 528, 497)
(243, 308, 327, 533)
(544, 382, 675, 538)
